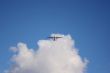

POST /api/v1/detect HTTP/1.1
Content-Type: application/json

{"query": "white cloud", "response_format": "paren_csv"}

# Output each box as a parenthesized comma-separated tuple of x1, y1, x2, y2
(6, 34, 88, 73)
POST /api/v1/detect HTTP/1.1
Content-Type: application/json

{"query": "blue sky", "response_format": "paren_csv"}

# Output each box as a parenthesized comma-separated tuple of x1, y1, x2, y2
(0, 0, 110, 73)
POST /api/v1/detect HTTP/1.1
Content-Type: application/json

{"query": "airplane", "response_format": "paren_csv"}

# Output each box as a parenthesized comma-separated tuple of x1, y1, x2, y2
(48, 36, 62, 41)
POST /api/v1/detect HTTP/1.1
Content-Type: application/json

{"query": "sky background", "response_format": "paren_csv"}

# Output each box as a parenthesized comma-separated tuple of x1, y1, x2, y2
(0, 0, 110, 73)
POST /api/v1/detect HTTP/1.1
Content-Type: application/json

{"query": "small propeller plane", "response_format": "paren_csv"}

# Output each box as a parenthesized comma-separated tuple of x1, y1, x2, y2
(48, 36, 62, 41)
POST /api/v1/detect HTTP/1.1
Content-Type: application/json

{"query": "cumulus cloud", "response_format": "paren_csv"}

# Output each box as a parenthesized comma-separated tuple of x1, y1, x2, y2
(6, 34, 88, 73)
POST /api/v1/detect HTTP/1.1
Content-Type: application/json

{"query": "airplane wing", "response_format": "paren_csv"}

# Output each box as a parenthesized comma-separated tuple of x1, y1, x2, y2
(48, 37, 53, 38)
(56, 37, 62, 38)
(48, 37, 62, 38)
(48, 36, 62, 41)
